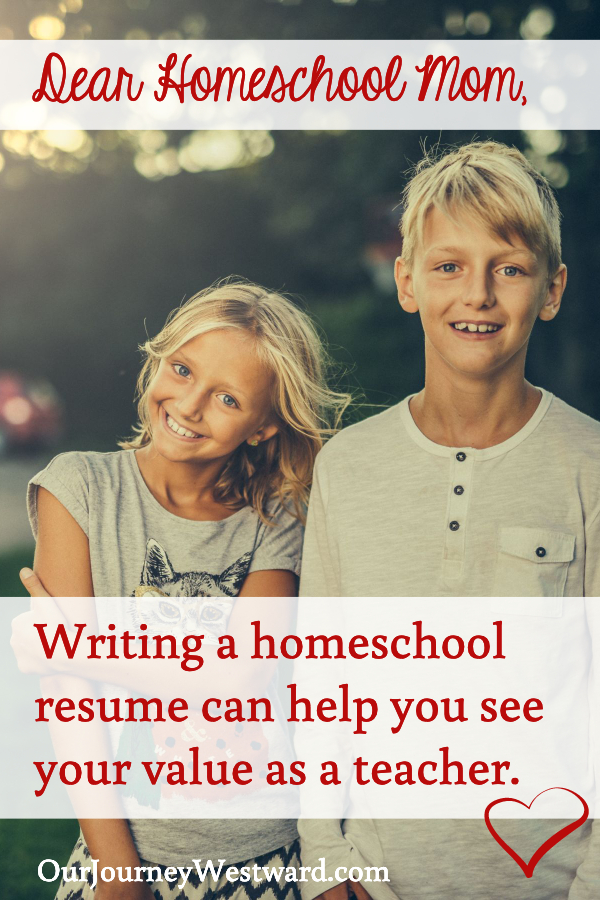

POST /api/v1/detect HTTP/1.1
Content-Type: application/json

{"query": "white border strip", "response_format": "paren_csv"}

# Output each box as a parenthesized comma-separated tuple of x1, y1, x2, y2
(0, 40, 593, 130)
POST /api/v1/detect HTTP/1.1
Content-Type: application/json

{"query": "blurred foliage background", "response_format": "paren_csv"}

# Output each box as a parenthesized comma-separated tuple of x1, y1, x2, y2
(0, 0, 599, 453)
(1, 3, 599, 896)
(1, 127, 598, 448)
(0, 0, 597, 40)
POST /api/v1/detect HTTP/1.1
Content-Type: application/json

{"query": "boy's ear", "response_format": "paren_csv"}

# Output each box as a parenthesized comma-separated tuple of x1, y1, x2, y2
(395, 257, 419, 313)
(538, 264, 567, 322)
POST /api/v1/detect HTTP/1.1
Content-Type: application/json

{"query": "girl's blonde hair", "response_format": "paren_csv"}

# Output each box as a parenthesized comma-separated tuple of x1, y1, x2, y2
(120, 279, 350, 524)
(401, 141, 562, 276)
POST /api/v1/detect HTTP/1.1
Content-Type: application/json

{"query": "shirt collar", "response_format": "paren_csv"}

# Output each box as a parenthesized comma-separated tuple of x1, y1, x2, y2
(398, 388, 553, 460)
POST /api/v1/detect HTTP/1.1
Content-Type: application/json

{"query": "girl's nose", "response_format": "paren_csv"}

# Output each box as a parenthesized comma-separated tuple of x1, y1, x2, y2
(175, 388, 204, 422)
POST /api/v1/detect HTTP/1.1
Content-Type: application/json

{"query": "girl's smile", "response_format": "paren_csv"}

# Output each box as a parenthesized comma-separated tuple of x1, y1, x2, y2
(161, 406, 208, 442)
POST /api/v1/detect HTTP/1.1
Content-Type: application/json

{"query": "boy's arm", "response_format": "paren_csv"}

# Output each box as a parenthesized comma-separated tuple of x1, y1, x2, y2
(568, 597, 600, 899)
(294, 593, 357, 900)
(297, 456, 353, 896)
(299, 454, 340, 597)
(584, 508, 600, 598)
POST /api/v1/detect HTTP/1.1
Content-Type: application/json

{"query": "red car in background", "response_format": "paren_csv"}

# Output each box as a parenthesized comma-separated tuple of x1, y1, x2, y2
(0, 371, 64, 454)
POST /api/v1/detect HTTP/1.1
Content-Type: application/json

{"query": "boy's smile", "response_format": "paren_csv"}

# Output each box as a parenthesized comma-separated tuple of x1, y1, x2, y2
(395, 207, 566, 380)
(450, 320, 503, 339)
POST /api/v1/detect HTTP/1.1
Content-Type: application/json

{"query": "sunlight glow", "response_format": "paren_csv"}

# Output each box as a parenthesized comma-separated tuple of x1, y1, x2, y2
(29, 16, 66, 40)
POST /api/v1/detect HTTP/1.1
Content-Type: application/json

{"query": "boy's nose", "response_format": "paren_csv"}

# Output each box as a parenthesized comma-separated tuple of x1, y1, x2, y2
(463, 273, 495, 308)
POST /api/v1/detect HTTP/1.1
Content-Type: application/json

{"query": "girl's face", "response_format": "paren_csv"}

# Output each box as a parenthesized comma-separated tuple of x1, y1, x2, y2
(147, 328, 278, 465)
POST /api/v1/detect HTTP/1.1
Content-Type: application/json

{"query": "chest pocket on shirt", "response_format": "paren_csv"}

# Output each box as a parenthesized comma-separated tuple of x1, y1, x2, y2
(490, 526, 575, 604)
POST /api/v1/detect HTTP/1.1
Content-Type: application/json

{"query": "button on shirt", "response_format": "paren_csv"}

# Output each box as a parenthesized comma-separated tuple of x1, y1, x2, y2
(300, 390, 600, 598)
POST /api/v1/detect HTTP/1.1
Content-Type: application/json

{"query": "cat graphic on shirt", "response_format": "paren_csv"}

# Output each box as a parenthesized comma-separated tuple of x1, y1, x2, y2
(130, 538, 252, 641)
(132, 537, 252, 597)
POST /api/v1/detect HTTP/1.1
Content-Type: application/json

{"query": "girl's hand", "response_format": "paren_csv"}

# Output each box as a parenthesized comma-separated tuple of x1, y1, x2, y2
(10, 594, 69, 675)
(20, 566, 53, 598)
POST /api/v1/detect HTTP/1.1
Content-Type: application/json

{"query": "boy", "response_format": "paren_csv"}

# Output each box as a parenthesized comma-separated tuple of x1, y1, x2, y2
(298, 143, 599, 898)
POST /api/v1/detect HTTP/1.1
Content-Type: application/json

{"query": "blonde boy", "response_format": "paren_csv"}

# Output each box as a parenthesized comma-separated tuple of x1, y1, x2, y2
(299, 143, 599, 898)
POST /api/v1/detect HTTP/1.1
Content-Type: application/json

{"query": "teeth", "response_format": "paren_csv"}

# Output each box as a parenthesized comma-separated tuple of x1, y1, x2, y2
(166, 414, 200, 439)
(453, 323, 500, 333)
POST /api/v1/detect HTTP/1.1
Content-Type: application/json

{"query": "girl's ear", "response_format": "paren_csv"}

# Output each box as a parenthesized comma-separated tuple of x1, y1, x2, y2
(247, 423, 279, 447)
(395, 257, 418, 313)
(538, 263, 567, 322)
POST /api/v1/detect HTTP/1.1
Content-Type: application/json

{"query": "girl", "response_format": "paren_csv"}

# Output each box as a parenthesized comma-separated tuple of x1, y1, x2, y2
(14, 279, 349, 900)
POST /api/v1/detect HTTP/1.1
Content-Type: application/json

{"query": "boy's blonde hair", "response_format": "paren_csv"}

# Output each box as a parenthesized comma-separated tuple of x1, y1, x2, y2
(120, 279, 350, 524)
(400, 141, 562, 275)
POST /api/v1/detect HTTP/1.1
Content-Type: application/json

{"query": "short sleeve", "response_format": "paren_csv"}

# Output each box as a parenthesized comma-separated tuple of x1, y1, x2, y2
(248, 500, 304, 577)
(27, 451, 91, 540)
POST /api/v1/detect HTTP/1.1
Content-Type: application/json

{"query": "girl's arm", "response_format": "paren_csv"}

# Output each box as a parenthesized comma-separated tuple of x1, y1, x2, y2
(239, 569, 298, 597)
(19, 549, 298, 704)
(32, 488, 153, 900)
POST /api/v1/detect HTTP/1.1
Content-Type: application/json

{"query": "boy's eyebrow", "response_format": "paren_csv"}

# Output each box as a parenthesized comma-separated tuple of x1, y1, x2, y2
(426, 245, 536, 260)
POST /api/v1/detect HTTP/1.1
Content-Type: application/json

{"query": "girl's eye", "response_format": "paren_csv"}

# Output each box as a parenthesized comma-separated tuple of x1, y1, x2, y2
(217, 393, 238, 409)
(438, 263, 458, 273)
(173, 364, 191, 378)
(499, 265, 523, 277)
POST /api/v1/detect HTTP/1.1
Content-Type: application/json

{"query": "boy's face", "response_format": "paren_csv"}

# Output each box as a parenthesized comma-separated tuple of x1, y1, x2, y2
(395, 207, 566, 381)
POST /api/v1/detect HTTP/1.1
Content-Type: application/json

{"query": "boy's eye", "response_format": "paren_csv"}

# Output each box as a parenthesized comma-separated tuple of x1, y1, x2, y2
(438, 263, 458, 273)
(217, 393, 238, 409)
(173, 364, 191, 378)
(499, 265, 522, 277)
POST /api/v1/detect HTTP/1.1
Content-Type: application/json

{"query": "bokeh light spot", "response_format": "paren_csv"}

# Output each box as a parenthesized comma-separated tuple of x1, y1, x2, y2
(465, 11, 491, 34)
(445, 11, 466, 36)
(125, 28, 151, 40)
(520, 6, 555, 39)
(543, 160, 569, 188)
(29, 16, 66, 40)
(155, 148, 181, 177)
(137, 131, 167, 153)
(42, 130, 88, 153)
(541, 86, 567, 114)
(525, 130, 564, 155)
(2, 131, 31, 156)
(181, 15, 207, 38)
(3, 397, 33, 426)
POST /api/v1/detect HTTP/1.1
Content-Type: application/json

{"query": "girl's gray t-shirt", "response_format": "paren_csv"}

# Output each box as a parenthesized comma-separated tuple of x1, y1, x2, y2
(28, 449, 302, 865)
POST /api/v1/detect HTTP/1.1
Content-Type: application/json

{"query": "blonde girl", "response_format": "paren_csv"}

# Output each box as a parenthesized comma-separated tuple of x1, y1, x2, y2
(13, 279, 349, 900)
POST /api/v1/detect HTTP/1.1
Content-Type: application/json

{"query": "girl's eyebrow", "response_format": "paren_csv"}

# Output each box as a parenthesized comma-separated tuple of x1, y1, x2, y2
(171, 352, 248, 400)
(170, 350, 194, 366)
(220, 382, 248, 400)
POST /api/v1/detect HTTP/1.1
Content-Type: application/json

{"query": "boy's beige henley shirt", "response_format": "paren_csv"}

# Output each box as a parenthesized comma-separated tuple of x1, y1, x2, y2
(298, 389, 600, 900)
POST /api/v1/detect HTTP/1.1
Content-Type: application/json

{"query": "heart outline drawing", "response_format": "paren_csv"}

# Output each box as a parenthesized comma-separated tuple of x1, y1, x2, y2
(484, 787, 590, 878)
